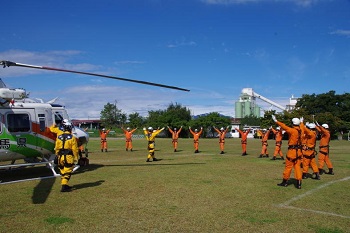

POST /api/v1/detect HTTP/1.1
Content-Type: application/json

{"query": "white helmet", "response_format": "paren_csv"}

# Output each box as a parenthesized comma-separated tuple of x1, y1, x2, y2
(220, 127, 224, 131)
(322, 124, 329, 129)
(292, 118, 300, 126)
(195, 129, 198, 132)
(276, 126, 281, 130)
(62, 119, 69, 125)
(126, 127, 130, 130)
(148, 127, 153, 131)
(307, 123, 316, 129)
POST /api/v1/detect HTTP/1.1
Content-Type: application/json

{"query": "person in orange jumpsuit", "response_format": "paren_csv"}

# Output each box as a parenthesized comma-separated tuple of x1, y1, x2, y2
(167, 126, 183, 152)
(213, 126, 230, 154)
(99, 128, 111, 152)
(300, 122, 320, 180)
(257, 128, 271, 158)
(271, 126, 285, 160)
(189, 126, 203, 153)
(122, 127, 137, 151)
(235, 127, 251, 156)
(272, 115, 303, 189)
(315, 122, 334, 175)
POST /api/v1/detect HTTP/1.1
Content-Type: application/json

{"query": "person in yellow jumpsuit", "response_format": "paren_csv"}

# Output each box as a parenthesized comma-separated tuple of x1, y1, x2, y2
(99, 128, 111, 152)
(122, 127, 137, 151)
(315, 122, 334, 175)
(54, 122, 79, 192)
(300, 122, 320, 180)
(213, 126, 229, 154)
(189, 127, 203, 153)
(270, 126, 285, 160)
(272, 115, 303, 189)
(167, 126, 183, 152)
(143, 126, 165, 162)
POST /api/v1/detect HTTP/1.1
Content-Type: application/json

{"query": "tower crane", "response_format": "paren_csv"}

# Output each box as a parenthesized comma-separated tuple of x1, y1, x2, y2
(241, 88, 285, 111)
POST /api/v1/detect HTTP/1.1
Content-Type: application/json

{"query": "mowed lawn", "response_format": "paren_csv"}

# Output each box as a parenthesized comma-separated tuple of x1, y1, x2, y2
(1, 137, 350, 233)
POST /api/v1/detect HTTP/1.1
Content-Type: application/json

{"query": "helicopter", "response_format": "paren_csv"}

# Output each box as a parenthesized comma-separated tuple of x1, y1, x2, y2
(0, 60, 189, 184)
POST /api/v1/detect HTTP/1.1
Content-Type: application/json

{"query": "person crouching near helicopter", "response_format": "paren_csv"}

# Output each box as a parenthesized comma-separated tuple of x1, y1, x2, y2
(55, 122, 79, 192)
(143, 126, 165, 162)
(272, 115, 303, 189)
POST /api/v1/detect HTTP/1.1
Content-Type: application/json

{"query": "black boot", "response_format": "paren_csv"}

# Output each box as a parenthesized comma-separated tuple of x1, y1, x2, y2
(281, 156, 284, 160)
(296, 180, 302, 189)
(277, 179, 288, 187)
(271, 156, 276, 160)
(325, 168, 334, 175)
(258, 154, 263, 158)
(314, 172, 321, 180)
(302, 173, 308, 179)
(61, 185, 72, 192)
(220, 151, 224, 154)
(146, 159, 152, 162)
(153, 158, 159, 161)
(319, 168, 324, 175)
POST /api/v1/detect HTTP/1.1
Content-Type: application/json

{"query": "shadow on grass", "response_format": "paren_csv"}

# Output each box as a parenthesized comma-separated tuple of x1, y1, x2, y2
(72, 180, 105, 191)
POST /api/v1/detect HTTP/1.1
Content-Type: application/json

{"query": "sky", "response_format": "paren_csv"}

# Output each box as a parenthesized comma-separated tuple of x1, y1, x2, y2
(1, 0, 349, 119)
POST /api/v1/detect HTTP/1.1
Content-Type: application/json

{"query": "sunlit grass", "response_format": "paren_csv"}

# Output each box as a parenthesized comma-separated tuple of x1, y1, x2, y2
(1, 137, 349, 233)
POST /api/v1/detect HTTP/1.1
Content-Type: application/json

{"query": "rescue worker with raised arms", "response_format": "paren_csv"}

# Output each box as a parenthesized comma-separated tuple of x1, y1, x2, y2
(143, 126, 165, 162)
(213, 126, 230, 154)
(235, 127, 251, 156)
(272, 115, 303, 189)
(122, 127, 137, 151)
(167, 126, 183, 152)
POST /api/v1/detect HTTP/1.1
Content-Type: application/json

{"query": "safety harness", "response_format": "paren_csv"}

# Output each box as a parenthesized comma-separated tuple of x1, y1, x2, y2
(286, 128, 302, 163)
(58, 133, 74, 168)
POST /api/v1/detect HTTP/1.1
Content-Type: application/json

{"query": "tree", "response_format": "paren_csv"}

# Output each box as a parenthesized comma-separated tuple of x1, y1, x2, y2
(191, 112, 231, 137)
(128, 112, 144, 128)
(100, 102, 125, 128)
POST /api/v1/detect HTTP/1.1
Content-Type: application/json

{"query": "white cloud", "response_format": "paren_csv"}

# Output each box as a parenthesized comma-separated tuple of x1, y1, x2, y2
(330, 29, 350, 38)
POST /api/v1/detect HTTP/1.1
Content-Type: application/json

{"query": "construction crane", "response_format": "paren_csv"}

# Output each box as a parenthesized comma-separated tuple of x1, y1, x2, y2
(241, 88, 285, 111)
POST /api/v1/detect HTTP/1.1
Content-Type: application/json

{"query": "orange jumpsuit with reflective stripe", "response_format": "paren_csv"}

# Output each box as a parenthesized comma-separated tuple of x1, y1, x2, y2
(271, 128, 284, 159)
(276, 121, 303, 181)
(236, 128, 250, 155)
(214, 127, 229, 153)
(316, 125, 333, 171)
(257, 129, 271, 157)
(189, 128, 203, 152)
(122, 128, 137, 151)
(168, 127, 182, 151)
(99, 129, 110, 151)
(300, 123, 319, 175)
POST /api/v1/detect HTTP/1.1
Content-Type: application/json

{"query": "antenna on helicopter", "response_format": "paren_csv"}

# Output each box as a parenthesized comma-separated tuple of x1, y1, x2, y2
(0, 60, 190, 92)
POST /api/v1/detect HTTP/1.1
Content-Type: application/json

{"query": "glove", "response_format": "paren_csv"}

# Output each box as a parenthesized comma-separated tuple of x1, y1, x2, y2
(300, 117, 304, 123)
(315, 121, 320, 126)
(272, 115, 277, 122)
(143, 127, 146, 130)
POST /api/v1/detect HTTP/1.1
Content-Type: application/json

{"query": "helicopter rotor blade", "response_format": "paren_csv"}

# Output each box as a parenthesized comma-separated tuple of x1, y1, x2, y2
(0, 60, 190, 92)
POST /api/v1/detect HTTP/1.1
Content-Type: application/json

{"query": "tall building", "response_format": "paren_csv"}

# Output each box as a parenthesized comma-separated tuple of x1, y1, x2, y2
(235, 91, 261, 118)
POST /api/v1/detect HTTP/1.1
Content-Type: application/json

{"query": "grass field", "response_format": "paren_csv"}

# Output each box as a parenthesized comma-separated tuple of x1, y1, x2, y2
(1, 137, 350, 233)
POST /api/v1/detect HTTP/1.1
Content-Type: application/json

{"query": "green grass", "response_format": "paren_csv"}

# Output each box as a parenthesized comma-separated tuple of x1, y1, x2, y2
(1, 138, 350, 233)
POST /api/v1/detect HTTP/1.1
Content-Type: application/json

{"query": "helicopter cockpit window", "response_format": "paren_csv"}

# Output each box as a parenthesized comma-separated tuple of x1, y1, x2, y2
(7, 114, 30, 132)
(54, 112, 64, 125)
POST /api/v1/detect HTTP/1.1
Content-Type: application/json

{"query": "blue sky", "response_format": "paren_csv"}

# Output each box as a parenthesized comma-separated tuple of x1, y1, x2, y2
(1, 0, 349, 119)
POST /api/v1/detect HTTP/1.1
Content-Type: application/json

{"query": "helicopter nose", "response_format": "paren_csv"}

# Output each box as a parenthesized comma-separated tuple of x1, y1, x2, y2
(72, 127, 89, 146)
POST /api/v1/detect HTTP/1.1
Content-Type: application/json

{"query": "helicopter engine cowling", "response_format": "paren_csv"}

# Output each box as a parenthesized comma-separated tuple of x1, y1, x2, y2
(72, 126, 89, 146)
